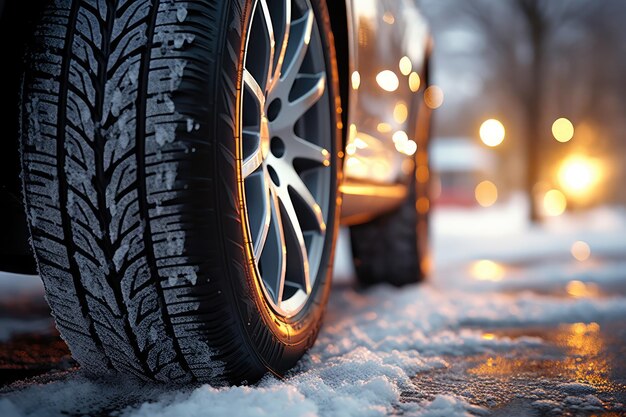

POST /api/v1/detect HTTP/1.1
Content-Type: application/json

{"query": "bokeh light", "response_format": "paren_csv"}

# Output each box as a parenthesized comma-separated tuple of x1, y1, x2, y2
(552, 118, 575, 143)
(377, 123, 392, 133)
(424, 85, 444, 109)
(475, 180, 498, 207)
(393, 101, 408, 123)
(399, 56, 412, 76)
(376, 70, 399, 92)
(470, 260, 505, 282)
(382, 11, 395, 24)
(543, 189, 567, 217)
(479, 119, 505, 147)
(409, 72, 421, 92)
(566, 280, 599, 298)
(392, 130, 408, 145)
(351, 71, 361, 90)
(416, 197, 430, 214)
(392, 130, 417, 155)
(558, 155, 601, 198)
(416, 165, 429, 183)
(571, 241, 591, 262)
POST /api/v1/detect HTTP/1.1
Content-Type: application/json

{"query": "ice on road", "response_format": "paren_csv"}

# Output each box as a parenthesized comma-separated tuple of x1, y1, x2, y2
(1, 203, 626, 416)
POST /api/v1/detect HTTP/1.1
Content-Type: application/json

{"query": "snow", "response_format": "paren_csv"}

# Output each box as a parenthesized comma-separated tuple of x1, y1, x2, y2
(1, 202, 626, 416)
(176, 5, 188, 23)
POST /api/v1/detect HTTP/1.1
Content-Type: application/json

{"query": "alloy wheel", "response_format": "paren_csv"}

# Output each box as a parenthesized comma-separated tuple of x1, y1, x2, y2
(241, 0, 333, 317)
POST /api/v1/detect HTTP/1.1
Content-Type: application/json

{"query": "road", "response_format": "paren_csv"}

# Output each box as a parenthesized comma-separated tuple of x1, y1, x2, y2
(1, 205, 625, 416)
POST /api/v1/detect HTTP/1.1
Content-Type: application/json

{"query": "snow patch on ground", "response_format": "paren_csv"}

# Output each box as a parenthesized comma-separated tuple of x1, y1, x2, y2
(1, 205, 626, 416)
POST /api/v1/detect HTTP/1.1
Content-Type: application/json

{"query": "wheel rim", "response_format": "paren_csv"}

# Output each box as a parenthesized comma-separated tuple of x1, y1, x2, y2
(241, 0, 333, 317)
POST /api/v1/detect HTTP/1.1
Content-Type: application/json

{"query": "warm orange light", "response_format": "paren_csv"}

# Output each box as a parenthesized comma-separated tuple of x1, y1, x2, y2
(552, 118, 575, 143)
(475, 180, 498, 207)
(351, 71, 361, 90)
(392, 131, 417, 156)
(482, 333, 495, 340)
(399, 56, 412, 76)
(404, 140, 417, 156)
(566, 280, 599, 298)
(392, 130, 408, 145)
(424, 86, 444, 109)
(349, 123, 357, 141)
(393, 101, 408, 124)
(470, 260, 505, 282)
(571, 241, 591, 262)
(409, 72, 421, 92)
(376, 70, 399, 92)
(479, 119, 505, 147)
(543, 189, 567, 217)
(558, 156, 601, 198)
(416, 166, 429, 183)
(416, 197, 429, 214)
(377, 123, 392, 133)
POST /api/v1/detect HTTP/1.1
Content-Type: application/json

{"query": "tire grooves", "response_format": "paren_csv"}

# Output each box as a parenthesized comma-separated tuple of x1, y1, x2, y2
(135, 0, 193, 378)
(81, 0, 153, 378)
(56, 0, 113, 370)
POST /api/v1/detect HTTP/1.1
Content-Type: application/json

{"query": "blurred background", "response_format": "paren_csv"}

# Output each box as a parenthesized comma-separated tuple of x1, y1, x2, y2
(419, 0, 626, 224)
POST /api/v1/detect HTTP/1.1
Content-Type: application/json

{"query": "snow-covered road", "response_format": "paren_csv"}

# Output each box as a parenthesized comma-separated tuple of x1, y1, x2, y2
(1, 204, 625, 416)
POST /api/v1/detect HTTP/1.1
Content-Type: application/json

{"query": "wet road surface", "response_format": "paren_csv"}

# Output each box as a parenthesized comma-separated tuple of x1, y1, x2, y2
(407, 320, 626, 416)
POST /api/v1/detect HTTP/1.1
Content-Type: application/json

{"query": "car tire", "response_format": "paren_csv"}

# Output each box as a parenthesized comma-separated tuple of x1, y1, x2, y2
(20, 0, 341, 384)
(350, 102, 431, 287)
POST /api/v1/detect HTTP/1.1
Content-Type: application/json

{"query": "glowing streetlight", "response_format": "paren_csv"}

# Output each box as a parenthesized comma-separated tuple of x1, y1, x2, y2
(479, 119, 505, 147)
(558, 155, 601, 198)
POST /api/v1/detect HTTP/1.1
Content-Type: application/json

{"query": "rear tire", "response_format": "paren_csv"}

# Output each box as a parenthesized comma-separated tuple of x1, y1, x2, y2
(350, 89, 432, 287)
(350, 169, 430, 287)
(20, 0, 340, 384)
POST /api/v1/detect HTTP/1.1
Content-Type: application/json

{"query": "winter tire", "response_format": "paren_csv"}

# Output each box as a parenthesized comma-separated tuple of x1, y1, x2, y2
(20, 0, 341, 384)
(350, 96, 431, 287)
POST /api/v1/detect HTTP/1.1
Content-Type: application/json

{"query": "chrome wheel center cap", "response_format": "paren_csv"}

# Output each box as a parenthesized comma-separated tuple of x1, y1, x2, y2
(260, 116, 270, 160)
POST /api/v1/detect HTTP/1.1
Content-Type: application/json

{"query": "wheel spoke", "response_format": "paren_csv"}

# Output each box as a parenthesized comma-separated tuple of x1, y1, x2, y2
(277, 186, 311, 294)
(242, 143, 263, 178)
(271, 72, 326, 133)
(268, 0, 291, 91)
(288, 133, 330, 165)
(253, 178, 272, 259)
(258, 0, 276, 88)
(243, 69, 266, 109)
(288, 73, 326, 121)
(260, 186, 287, 304)
(280, 10, 314, 89)
(287, 175, 326, 235)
